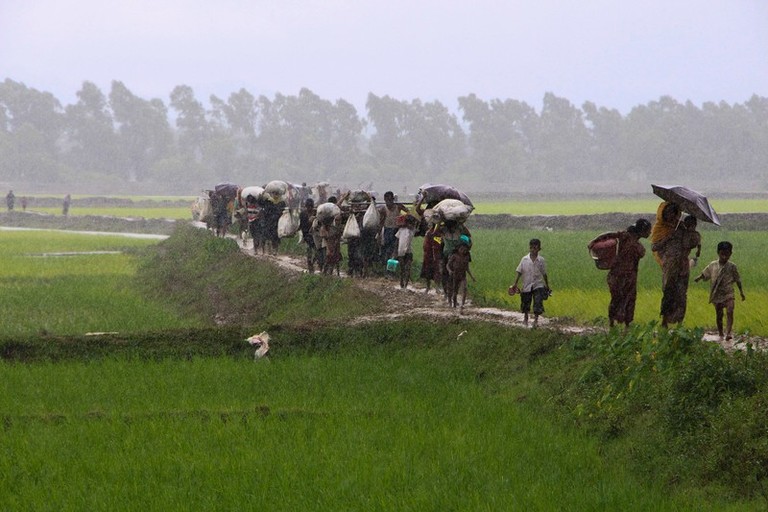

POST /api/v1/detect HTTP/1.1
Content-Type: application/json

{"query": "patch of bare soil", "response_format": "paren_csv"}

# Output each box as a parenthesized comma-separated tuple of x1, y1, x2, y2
(236, 238, 600, 337)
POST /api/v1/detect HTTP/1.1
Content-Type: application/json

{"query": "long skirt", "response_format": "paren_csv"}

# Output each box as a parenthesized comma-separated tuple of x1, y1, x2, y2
(660, 272, 689, 324)
(607, 271, 638, 324)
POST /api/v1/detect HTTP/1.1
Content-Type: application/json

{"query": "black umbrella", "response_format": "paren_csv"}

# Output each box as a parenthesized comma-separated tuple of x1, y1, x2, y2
(651, 184, 721, 225)
(214, 182, 239, 199)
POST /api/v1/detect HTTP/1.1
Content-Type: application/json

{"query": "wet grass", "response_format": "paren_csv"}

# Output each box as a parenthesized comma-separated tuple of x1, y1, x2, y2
(1, 327, 760, 511)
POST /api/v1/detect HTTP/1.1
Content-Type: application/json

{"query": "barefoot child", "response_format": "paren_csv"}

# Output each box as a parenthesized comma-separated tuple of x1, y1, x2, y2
(510, 238, 551, 327)
(694, 241, 745, 341)
(446, 240, 475, 311)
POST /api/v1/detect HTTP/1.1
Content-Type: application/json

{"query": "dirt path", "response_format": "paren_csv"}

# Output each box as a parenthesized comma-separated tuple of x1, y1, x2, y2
(232, 238, 768, 350)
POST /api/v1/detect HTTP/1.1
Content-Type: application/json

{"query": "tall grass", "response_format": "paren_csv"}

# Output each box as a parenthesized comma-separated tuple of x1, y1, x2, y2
(0, 349, 750, 511)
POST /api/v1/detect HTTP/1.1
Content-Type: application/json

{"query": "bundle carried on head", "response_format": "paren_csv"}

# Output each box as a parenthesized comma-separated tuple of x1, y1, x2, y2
(433, 198, 474, 223)
(316, 202, 341, 222)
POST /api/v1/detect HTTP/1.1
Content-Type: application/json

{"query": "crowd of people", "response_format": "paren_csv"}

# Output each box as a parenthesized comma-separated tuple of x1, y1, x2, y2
(198, 182, 477, 311)
(199, 182, 747, 335)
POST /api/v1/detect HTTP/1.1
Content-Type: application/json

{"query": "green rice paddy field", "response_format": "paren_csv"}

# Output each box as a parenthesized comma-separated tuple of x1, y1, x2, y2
(1, 224, 766, 510)
(465, 228, 767, 337)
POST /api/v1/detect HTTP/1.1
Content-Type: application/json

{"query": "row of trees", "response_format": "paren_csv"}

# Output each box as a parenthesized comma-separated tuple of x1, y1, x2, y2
(1, 78, 766, 195)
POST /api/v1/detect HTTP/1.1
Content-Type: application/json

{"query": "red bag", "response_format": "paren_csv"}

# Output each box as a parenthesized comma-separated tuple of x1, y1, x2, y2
(588, 235, 619, 270)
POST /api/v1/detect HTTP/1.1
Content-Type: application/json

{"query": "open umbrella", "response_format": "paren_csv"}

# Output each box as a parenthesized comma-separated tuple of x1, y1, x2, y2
(651, 184, 721, 226)
(214, 182, 239, 199)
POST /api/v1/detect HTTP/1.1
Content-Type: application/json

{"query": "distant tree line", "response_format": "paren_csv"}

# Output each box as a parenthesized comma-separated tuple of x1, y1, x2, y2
(1, 78, 766, 194)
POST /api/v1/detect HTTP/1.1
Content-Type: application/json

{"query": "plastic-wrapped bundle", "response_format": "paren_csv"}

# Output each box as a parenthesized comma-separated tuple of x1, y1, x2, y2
(433, 198, 474, 222)
(361, 201, 380, 230)
(277, 209, 300, 238)
(417, 184, 473, 207)
(316, 202, 341, 222)
(264, 180, 290, 204)
(346, 190, 372, 204)
(342, 214, 361, 239)
(240, 186, 265, 202)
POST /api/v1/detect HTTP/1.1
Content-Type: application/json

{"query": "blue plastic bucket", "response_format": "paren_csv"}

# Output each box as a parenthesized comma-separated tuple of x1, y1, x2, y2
(386, 258, 399, 272)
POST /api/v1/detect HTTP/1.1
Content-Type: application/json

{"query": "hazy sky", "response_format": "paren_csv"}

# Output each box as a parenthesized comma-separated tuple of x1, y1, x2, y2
(1, 0, 766, 114)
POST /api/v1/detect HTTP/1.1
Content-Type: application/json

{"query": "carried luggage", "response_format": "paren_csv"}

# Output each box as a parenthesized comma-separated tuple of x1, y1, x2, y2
(316, 202, 341, 222)
(433, 198, 474, 223)
(342, 214, 361, 240)
(277, 209, 300, 238)
(588, 234, 619, 270)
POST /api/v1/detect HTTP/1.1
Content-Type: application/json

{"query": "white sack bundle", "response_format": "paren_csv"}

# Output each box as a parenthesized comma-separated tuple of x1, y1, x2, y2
(240, 185, 265, 202)
(315, 202, 341, 222)
(433, 198, 474, 222)
(277, 209, 300, 238)
(246, 332, 270, 360)
(362, 201, 380, 231)
(343, 214, 361, 239)
(264, 180, 289, 204)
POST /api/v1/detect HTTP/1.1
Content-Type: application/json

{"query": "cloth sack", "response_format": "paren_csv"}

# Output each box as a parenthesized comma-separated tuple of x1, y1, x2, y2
(362, 201, 380, 230)
(277, 209, 300, 238)
(343, 214, 361, 239)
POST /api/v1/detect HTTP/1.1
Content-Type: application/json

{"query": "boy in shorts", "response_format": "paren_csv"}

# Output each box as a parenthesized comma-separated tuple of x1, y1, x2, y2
(510, 239, 551, 327)
(694, 241, 746, 341)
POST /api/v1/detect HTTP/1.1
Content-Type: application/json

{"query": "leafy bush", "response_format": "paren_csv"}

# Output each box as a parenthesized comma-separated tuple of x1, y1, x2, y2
(560, 323, 768, 498)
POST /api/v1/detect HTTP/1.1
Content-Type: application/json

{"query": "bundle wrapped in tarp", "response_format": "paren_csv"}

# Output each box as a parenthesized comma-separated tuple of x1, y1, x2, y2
(416, 184, 473, 208)
(316, 202, 341, 222)
(240, 185, 265, 203)
(214, 182, 239, 200)
(433, 198, 474, 223)
(346, 190, 372, 204)
(264, 180, 290, 204)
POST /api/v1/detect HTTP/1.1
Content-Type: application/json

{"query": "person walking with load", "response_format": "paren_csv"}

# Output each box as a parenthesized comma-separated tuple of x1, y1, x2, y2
(588, 218, 652, 329)
(653, 214, 701, 328)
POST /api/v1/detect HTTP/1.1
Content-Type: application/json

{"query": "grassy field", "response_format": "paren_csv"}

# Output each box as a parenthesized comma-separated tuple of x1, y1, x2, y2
(472, 198, 768, 215)
(0, 330, 759, 511)
(2, 227, 766, 509)
(461, 228, 767, 337)
(29, 206, 194, 219)
(0, 230, 202, 335)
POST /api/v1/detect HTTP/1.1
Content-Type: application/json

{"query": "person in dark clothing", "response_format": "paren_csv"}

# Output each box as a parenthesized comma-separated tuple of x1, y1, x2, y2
(299, 198, 318, 272)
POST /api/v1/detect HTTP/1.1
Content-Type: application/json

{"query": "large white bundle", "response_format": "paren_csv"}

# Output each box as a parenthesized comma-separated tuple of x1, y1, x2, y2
(277, 209, 300, 238)
(264, 180, 289, 204)
(316, 202, 341, 222)
(240, 186, 264, 202)
(342, 214, 361, 239)
(197, 197, 212, 222)
(433, 198, 474, 222)
(361, 201, 380, 230)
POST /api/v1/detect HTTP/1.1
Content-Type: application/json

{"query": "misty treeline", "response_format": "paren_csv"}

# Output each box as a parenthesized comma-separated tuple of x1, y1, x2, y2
(1, 78, 766, 195)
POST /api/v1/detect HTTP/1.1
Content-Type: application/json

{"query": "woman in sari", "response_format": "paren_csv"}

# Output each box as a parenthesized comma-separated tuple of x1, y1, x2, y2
(653, 214, 701, 328)
(589, 218, 652, 329)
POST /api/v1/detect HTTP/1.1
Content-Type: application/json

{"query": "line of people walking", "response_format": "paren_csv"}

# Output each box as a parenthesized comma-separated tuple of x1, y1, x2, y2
(588, 201, 745, 340)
